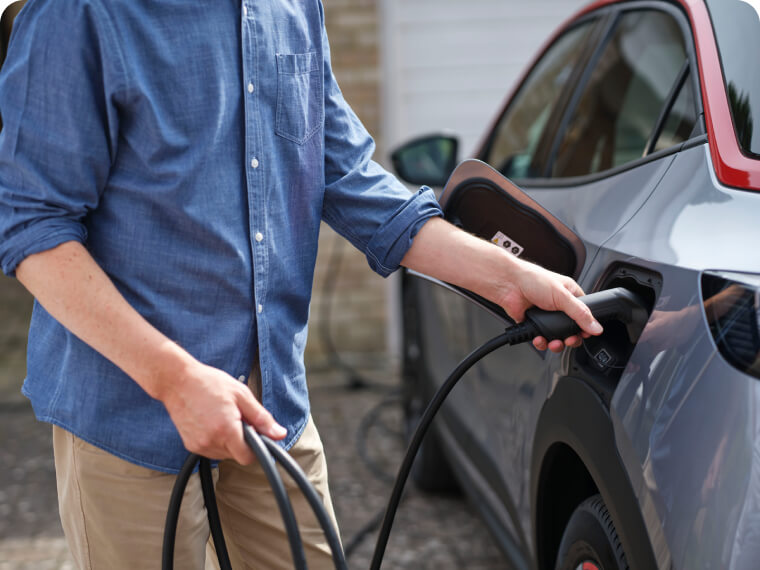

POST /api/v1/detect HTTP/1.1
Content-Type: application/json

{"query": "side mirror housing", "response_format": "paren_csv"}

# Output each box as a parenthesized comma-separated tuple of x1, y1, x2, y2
(391, 134, 459, 187)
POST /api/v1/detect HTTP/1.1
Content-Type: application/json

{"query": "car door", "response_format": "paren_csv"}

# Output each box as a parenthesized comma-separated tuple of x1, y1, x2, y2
(476, 1, 701, 562)
(408, 13, 604, 563)
(412, 1, 703, 565)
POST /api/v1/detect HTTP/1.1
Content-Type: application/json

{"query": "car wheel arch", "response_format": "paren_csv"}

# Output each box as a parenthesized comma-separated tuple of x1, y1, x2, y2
(531, 376, 658, 570)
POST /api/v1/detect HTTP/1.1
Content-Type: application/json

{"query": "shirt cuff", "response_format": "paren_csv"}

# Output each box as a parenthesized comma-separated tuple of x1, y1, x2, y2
(364, 186, 443, 278)
(0, 218, 88, 276)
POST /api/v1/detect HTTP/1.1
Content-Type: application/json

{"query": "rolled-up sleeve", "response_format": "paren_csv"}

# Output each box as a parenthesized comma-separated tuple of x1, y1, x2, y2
(319, 16, 442, 278)
(0, 1, 122, 276)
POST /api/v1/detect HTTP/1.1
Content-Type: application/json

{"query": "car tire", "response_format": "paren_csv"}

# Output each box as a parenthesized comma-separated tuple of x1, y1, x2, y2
(555, 494, 629, 570)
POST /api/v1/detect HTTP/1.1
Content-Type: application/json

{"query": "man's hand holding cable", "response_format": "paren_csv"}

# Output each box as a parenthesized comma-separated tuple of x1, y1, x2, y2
(494, 256, 603, 352)
(157, 360, 287, 465)
(401, 218, 603, 351)
(16, 241, 287, 465)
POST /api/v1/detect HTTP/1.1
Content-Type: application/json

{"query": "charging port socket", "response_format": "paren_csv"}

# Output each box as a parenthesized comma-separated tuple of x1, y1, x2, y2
(570, 264, 661, 402)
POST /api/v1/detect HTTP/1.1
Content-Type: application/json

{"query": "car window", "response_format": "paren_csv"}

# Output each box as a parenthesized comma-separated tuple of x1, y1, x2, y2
(705, 0, 760, 157)
(551, 10, 688, 178)
(653, 71, 698, 153)
(482, 21, 595, 180)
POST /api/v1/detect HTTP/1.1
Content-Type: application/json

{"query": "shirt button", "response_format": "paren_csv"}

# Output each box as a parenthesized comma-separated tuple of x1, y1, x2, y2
(243, 5, 248, 17)
(251, 157, 259, 169)
(258, 304, 263, 314)
(238, 375, 246, 383)
(255, 232, 263, 242)
(247, 83, 254, 94)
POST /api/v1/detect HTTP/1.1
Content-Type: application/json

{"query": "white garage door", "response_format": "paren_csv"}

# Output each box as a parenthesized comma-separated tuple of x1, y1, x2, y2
(380, 0, 588, 158)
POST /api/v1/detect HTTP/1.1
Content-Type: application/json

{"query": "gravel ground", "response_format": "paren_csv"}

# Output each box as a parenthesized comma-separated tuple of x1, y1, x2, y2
(308, 371, 506, 569)
(0, 367, 506, 569)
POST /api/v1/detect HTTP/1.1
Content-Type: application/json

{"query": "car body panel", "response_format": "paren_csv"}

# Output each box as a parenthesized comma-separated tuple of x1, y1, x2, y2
(399, 0, 760, 568)
(411, 155, 678, 566)
(519, 154, 677, 282)
(601, 144, 760, 271)
(602, 143, 760, 567)
(414, 144, 760, 569)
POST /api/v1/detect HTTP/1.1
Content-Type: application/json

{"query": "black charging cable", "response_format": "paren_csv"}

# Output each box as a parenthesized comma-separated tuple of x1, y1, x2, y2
(163, 454, 235, 568)
(162, 424, 347, 570)
(253, 427, 348, 570)
(243, 426, 308, 568)
(368, 286, 648, 568)
(368, 328, 521, 569)
(163, 287, 647, 570)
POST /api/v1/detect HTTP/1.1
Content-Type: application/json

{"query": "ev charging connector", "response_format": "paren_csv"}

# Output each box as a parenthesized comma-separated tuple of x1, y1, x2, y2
(525, 286, 649, 344)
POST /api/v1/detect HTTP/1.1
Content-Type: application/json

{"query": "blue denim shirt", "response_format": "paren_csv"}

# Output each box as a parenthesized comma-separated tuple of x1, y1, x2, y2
(0, 0, 441, 472)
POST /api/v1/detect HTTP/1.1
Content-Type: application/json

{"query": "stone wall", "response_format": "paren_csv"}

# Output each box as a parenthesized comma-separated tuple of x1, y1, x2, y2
(306, 0, 390, 369)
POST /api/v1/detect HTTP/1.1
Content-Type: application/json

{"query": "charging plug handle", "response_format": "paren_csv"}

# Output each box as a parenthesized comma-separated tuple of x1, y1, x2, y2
(525, 287, 649, 342)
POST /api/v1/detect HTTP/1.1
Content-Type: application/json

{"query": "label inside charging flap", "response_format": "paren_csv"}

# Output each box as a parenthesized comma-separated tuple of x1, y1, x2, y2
(491, 231, 524, 257)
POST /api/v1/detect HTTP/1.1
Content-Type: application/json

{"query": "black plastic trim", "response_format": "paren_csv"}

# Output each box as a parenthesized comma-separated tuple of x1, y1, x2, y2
(531, 377, 658, 570)
(645, 62, 691, 156)
(444, 177, 580, 277)
(542, 12, 620, 177)
(528, 14, 616, 177)
(407, 269, 513, 325)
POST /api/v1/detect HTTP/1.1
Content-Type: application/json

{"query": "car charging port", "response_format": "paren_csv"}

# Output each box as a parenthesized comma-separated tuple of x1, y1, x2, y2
(570, 264, 661, 403)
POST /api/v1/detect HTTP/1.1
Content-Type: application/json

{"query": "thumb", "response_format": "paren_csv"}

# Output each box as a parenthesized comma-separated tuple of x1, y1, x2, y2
(237, 391, 288, 441)
(509, 301, 528, 324)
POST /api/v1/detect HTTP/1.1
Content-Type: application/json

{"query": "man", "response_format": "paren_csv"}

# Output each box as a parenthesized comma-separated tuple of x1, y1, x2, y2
(0, 1, 602, 568)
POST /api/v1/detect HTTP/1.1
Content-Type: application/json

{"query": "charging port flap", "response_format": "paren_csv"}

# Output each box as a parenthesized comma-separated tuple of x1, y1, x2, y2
(439, 160, 586, 280)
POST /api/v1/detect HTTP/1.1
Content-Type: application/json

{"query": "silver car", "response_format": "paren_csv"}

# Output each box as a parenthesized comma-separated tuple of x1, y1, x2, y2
(392, 0, 760, 568)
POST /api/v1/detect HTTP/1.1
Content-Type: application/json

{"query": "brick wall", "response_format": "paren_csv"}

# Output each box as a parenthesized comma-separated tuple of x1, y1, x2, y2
(323, 0, 381, 147)
(306, 0, 391, 369)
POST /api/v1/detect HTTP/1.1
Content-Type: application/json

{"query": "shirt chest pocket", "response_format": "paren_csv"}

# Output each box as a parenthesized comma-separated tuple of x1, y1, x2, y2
(275, 52, 324, 145)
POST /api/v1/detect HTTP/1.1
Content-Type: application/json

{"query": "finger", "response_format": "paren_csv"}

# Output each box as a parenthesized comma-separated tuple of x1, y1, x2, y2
(558, 291, 603, 336)
(563, 335, 583, 348)
(562, 277, 585, 298)
(535, 335, 582, 351)
(226, 425, 256, 466)
(509, 305, 527, 325)
(238, 391, 288, 441)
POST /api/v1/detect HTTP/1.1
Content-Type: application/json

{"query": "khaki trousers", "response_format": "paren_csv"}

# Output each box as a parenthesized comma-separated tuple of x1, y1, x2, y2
(53, 415, 339, 570)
